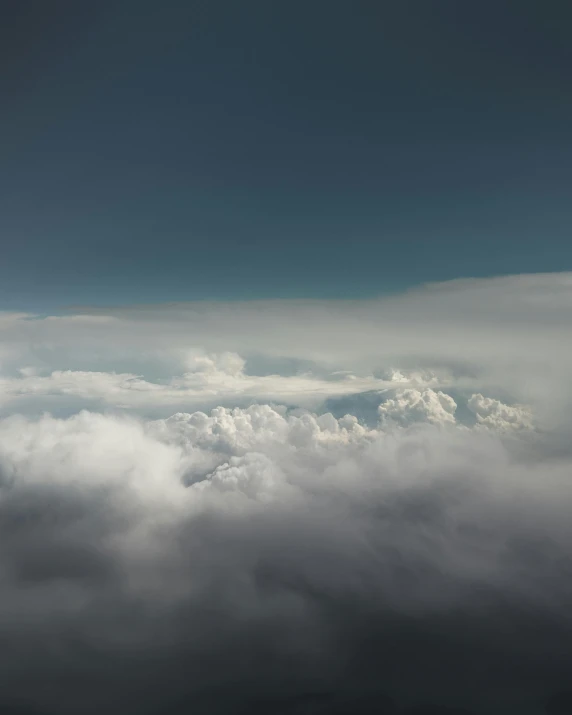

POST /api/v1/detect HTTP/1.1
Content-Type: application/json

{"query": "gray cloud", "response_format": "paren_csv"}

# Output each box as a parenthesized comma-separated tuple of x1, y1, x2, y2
(0, 406, 570, 713)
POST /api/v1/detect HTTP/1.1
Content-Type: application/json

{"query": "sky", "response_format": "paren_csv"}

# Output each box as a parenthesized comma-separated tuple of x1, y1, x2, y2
(2, 3, 572, 715)
(2, 0, 572, 309)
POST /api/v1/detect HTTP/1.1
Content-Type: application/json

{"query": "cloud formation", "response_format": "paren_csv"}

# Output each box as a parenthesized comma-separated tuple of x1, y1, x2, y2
(468, 393, 533, 432)
(378, 388, 458, 426)
(0, 272, 570, 423)
(0, 401, 570, 714)
(0, 357, 401, 415)
(0, 274, 570, 713)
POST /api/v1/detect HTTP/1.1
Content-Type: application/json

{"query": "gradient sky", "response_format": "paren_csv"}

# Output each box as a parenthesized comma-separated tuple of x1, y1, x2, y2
(2, 0, 571, 310)
(3, 7, 572, 713)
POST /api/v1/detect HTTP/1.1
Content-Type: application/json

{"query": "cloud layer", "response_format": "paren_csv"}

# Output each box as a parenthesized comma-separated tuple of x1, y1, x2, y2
(0, 405, 570, 714)
(0, 274, 571, 714)
(0, 272, 570, 422)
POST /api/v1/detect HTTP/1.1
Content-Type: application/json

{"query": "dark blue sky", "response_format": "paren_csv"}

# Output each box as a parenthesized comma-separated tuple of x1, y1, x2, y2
(2, 0, 571, 310)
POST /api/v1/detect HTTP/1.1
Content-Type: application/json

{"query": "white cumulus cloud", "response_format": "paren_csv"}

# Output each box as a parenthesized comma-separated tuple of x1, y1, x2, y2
(378, 388, 458, 427)
(468, 393, 534, 432)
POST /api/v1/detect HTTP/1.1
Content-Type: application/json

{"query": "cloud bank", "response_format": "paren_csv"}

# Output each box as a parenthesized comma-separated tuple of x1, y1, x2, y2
(1, 272, 570, 422)
(0, 274, 571, 714)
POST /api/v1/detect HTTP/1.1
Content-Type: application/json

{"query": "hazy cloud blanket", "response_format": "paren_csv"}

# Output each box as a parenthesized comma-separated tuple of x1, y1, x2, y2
(0, 274, 571, 715)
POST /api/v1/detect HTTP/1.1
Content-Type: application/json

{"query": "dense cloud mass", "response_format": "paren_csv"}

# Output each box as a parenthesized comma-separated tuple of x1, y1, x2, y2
(0, 275, 571, 714)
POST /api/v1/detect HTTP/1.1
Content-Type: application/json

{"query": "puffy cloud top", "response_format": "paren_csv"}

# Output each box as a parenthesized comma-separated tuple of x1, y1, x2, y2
(468, 393, 533, 432)
(378, 388, 458, 427)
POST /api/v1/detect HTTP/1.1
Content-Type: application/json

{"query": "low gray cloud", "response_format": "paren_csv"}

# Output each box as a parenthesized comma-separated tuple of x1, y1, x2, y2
(0, 405, 570, 714)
